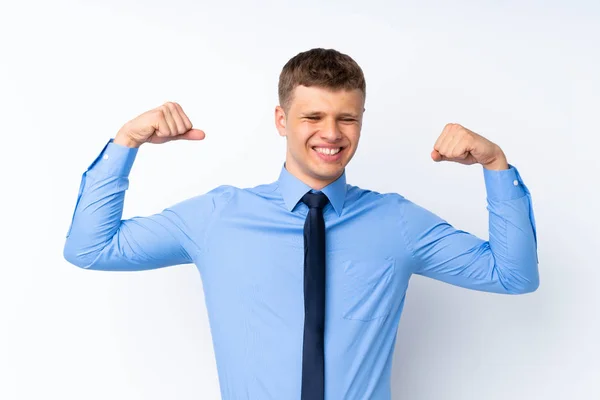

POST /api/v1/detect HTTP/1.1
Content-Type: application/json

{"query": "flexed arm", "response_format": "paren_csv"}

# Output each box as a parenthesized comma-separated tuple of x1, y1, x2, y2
(403, 123, 539, 294)
(63, 102, 208, 271)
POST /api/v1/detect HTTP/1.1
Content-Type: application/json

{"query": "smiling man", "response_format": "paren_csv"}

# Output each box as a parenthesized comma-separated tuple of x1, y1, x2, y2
(64, 48, 539, 400)
(276, 83, 363, 190)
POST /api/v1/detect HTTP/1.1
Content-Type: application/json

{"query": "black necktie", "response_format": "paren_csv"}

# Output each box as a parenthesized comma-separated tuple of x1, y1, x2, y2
(300, 192, 329, 400)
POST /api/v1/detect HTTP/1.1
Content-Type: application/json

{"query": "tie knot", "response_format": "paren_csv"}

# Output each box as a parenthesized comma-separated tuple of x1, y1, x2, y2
(301, 192, 329, 210)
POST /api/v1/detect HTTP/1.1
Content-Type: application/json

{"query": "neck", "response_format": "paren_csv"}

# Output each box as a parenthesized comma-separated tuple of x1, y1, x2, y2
(284, 162, 342, 191)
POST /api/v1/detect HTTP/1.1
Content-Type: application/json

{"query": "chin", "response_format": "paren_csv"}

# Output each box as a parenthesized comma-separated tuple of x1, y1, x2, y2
(309, 165, 344, 181)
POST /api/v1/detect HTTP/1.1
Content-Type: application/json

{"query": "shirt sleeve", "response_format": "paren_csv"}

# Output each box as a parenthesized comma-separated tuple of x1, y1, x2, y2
(399, 164, 539, 294)
(63, 138, 218, 271)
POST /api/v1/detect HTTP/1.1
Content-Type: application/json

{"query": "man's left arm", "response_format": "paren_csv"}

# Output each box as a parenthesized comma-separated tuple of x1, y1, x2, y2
(402, 123, 539, 294)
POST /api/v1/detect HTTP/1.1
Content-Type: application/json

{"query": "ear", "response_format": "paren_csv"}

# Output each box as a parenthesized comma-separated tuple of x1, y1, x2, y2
(275, 105, 287, 137)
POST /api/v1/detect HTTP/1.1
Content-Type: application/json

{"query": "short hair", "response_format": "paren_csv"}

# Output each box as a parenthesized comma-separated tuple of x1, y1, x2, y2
(278, 48, 366, 114)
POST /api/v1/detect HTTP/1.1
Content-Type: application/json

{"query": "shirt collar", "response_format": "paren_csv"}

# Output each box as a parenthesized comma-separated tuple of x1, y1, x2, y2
(276, 163, 347, 216)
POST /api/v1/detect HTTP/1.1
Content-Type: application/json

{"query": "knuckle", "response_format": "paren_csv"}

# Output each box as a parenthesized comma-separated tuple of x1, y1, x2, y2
(172, 102, 183, 113)
(157, 114, 167, 127)
(154, 108, 166, 119)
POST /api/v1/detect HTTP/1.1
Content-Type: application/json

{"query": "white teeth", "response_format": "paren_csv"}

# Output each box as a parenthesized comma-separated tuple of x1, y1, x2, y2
(315, 147, 341, 155)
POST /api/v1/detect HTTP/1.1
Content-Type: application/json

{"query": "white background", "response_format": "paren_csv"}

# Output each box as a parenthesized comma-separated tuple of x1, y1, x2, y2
(1, 0, 599, 399)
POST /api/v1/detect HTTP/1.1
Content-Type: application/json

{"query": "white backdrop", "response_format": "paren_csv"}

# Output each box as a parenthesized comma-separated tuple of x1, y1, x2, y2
(1, 0, 598, 399)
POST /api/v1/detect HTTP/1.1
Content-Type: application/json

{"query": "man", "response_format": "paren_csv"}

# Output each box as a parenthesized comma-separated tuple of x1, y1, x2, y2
(64, 48, 539, 400)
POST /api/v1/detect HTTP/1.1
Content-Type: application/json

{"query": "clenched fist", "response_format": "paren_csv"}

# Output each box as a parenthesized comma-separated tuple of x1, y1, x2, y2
(431, 123, 508, 170)
(115, 102, 206, 148)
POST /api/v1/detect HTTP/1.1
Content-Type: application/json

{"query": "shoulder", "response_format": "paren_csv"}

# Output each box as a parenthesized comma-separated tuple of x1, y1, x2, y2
(202, 181, 280, 206)
(345, 183, 408, 209)
(169, 180, 280, 213)
(245, 181, 279, 197)
(346, 183, 436, 220)
(165, 184, 239, 215)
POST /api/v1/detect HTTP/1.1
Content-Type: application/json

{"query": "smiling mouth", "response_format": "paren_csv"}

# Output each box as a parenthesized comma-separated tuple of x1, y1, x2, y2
(312, 146, 344, 156)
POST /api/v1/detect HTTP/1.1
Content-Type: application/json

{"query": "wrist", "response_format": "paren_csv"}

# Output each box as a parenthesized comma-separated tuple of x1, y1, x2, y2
(114, 131, 142, 148)
(482, 147, 508, 170)
(482, 157, 509, 170)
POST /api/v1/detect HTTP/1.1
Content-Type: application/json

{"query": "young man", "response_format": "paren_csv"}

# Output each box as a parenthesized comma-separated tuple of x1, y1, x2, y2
(64, 48, 539, 400)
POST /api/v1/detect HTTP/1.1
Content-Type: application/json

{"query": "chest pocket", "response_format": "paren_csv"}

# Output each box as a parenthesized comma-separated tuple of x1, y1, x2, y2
(341, 257, 396, 321)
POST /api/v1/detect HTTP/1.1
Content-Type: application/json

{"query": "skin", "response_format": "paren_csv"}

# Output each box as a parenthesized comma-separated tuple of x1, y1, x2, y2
(274, 85, 366, 190)
(115, 102, 206, 148)
(431, 123, 509, 170)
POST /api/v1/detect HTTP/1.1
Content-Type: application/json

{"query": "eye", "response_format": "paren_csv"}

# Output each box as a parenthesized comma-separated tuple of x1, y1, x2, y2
(306, 116, 320, 120)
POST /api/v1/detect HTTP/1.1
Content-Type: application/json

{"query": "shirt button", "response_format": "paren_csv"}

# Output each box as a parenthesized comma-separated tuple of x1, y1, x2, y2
(513, 179, 519, 186)
(103, 154, 109, 160)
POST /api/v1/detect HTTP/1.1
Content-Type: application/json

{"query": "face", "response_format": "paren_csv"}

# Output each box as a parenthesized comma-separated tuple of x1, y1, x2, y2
(275, 85, 365, 190)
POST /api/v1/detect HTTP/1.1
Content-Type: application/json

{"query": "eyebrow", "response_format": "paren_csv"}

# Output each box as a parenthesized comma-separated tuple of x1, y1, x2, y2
(300, 111, 359, 118)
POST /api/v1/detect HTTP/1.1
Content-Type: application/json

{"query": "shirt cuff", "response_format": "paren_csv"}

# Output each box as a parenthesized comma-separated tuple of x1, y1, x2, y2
(86, 138, 139, 177)
(483, 163, 527, 201)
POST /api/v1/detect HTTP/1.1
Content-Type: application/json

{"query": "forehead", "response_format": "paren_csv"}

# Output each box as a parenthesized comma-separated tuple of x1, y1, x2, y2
(290, 85, 364, 113)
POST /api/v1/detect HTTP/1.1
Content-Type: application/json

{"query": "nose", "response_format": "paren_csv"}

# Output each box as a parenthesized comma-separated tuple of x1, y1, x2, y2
(320, 119, 342, 142)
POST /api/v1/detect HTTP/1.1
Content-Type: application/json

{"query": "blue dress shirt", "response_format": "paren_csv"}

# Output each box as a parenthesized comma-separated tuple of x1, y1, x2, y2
(64, 138, 539, 400)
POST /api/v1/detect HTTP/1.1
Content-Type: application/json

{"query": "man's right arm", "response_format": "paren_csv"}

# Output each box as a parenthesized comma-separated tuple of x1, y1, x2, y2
(63, 102, 209, 271)
(63, 139, 201, 271)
